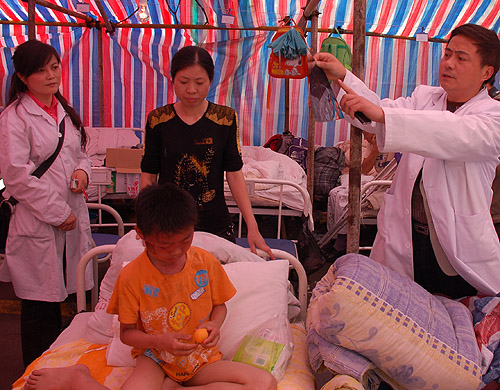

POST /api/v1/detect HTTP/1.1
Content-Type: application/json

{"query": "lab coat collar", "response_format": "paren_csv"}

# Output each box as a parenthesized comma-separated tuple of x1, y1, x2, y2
(431, 85, 490, 111)
(19, 93, 66, 127)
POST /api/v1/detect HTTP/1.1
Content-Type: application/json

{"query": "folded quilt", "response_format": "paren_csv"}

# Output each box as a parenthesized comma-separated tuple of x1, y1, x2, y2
(307, 254, 482, 390)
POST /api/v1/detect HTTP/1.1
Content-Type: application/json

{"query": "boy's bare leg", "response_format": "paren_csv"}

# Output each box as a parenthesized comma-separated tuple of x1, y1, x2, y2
(183, 360, 277, 390)
(161, 376, 183, 390)
(22, 364, 107, 390)
(22, 355, 167, 390)
(121, 355, 166, 390)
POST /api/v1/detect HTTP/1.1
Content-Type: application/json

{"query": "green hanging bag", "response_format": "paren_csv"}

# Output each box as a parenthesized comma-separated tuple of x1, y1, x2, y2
(320, 27, 352, 71)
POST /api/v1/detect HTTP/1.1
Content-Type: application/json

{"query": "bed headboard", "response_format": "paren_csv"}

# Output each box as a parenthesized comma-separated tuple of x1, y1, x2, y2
(76, 246, 308, 322)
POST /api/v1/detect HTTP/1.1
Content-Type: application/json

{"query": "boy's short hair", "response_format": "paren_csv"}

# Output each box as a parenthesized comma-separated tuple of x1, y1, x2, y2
(135, 183, 198, 236)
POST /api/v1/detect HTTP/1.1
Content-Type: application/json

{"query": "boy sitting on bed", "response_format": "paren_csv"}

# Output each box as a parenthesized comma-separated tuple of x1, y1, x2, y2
(23, 183, 277, 390)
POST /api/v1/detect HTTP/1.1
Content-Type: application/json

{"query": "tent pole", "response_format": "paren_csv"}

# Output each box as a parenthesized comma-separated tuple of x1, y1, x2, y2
(283, 17, 292, 135)
(296, 0, 321, 32)
(306, 9, 319, 201)
(97, 26, 105, 127)
(284, 80, 289, 132)
(346, 0, 367, 254)
(0, 17, 446, 43)
(94, 0, 115, 35)
(27, 0, 35, 39)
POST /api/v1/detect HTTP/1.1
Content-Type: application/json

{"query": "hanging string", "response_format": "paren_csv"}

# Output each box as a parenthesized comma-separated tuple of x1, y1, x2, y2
(165, 0, 181, 24)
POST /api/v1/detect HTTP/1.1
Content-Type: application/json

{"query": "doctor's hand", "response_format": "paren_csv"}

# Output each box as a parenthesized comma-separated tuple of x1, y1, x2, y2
(312, 52, 347, 82)
(337, 80, 385, 124)
(57, 212, 77, 231)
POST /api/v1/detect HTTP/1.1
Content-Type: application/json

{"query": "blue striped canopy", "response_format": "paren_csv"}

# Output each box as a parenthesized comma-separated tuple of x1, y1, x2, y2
(1, 0, 500, 146)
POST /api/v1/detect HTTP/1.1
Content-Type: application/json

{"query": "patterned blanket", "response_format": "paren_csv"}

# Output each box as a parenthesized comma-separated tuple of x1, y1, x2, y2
(13, 324, 315, 390)
(307, 254, 484, 390)
(461, 294, 500, 389)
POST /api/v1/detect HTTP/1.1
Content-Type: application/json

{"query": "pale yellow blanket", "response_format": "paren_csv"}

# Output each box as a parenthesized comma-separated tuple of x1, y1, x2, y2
(13, 324, 315, 390)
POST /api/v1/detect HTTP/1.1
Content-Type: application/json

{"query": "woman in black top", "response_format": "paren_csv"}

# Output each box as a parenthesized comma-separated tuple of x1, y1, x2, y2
(141, 46, 272, 257)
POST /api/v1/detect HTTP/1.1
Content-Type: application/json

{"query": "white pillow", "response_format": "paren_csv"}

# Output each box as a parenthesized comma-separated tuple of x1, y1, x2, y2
(219, 260, 289, 358)
(86, 231, 144, 345)
(192, 231, 264, 264)
(106, 259, 290, 366)
(86, 230, 266, 345)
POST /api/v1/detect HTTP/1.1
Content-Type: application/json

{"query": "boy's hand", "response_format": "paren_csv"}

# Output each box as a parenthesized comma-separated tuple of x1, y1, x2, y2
(196, 321, 221, 349)
(156, 332, 197, 356)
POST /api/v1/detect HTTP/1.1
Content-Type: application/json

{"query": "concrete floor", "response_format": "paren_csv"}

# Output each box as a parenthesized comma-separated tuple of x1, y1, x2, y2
(1, 312, 24, 389)
(0, 280, 79, 390)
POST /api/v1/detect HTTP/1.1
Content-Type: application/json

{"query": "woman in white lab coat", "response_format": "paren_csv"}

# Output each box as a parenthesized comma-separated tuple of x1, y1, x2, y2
(0, 40, 93, 366)
(314, 24, 500, 297)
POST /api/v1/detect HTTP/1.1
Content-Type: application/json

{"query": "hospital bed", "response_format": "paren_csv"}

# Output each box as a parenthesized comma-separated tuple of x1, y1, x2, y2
(11, 231, 315, 390)
(225, 146, 314, 239)
(86, 129, 313, 237)
(319, 158, 398, 251)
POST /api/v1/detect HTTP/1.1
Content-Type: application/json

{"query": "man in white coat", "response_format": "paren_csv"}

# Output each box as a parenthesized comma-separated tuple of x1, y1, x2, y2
(314, 24, 500, 298)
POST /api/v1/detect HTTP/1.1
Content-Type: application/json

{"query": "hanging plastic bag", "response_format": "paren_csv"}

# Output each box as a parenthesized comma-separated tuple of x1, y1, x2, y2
(309, 64, 344, 122)
(231, 312, 293, 381)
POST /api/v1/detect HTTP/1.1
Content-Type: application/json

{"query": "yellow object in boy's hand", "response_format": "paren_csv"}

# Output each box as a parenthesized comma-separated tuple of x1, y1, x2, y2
(193, 328, 208, 343)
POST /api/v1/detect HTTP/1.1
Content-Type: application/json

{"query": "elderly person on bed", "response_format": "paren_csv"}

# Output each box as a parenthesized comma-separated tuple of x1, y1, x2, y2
(140, 46, 273, 258)
(314, 23, 500, 298)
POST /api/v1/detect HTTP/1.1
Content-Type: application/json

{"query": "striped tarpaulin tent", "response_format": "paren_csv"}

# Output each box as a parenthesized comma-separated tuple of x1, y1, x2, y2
(1, 0, 500, 146)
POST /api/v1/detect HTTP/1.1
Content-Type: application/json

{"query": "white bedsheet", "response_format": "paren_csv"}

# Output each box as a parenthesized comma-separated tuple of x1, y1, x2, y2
(225, 146, 310, 213)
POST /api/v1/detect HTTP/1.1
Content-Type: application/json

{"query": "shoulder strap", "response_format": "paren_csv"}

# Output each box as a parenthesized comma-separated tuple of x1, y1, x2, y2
(32, 119, 65, 178)
(7, 119, 66, 205)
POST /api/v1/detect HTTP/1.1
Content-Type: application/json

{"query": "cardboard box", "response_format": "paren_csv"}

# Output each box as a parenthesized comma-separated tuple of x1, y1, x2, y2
(105, 148, 143, 174)
(106, 171, 141, 195)
(107, 171, 125, 193)
(105, 148, 142, 194)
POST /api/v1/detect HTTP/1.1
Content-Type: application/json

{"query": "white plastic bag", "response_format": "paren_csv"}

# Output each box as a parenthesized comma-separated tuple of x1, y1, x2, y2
(231, 312, 293, 381)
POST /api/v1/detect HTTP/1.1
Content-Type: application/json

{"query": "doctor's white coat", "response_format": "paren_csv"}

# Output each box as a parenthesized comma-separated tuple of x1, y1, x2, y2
(0, 94, 93, 302)
(339, 71, 500, 296)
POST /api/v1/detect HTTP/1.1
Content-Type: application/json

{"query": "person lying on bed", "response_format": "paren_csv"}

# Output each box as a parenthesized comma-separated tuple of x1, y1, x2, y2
(313, 23, 500, 299)
(23, 183, 277, 390)
(140, 45, 273, 259)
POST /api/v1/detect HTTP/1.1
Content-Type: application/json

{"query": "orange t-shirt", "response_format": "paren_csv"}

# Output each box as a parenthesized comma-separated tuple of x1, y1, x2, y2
(107, 246, 236, 381)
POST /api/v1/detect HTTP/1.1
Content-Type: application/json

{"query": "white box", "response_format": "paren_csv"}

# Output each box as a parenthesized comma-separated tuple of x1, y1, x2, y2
(91, 167, 112, 185)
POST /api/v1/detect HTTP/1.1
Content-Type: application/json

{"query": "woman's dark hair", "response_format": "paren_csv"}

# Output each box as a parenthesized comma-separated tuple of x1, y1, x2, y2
(171, 46, 214, 82)
(450, 24, 500, 86)
(7, 40, 87, 149)
(135, 183, 199, 236)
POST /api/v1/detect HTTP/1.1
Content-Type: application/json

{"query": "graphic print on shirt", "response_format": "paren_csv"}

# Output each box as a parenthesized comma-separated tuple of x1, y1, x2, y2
(191, 269, 209, 300)
(141, 306, 170, 335)
(175, 149, 215, 209)
(168, 302, 192, 331)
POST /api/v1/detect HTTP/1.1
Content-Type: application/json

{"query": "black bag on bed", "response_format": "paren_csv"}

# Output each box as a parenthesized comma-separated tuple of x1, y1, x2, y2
(314, 146, 346, 200)
(278, 131, 309, 171)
